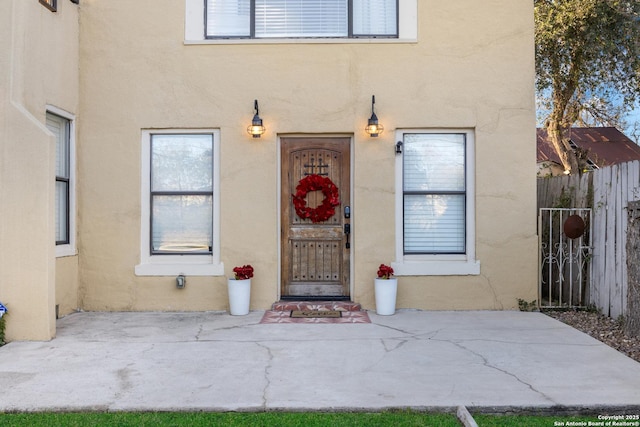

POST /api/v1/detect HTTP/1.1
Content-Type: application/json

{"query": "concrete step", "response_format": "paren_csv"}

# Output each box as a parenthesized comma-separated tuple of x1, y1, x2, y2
(271, 301, 362, 312)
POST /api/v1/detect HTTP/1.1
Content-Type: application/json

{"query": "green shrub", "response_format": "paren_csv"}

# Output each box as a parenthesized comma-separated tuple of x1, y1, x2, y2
(0, 316, 5, 346)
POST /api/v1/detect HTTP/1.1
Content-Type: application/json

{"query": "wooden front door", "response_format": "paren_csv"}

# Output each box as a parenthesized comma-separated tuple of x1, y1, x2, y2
(281, 137, 351, 298)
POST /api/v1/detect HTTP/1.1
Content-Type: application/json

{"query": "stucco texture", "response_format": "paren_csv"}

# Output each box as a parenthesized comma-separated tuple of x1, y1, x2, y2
(1, 0, 79, 340)
(75, 0, 537, 313)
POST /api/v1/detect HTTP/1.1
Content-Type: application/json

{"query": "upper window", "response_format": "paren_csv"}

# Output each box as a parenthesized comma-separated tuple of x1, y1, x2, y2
(46, 108, 76, 257)
(186, 0, 417, 43)
(206, 0, 398, 39)
(136, 130, 223, 276)
(393, 130, 480, 276)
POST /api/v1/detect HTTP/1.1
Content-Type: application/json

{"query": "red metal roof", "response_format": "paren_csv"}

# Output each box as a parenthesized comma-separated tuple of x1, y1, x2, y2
(537, 127, 640, 167)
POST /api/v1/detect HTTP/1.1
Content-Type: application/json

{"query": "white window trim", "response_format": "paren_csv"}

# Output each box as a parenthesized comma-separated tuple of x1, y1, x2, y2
(135, 129, 224, 276)
(185, 0, 417, 44)
(47, 105, 77, 258)
(392, 129, 480, 276)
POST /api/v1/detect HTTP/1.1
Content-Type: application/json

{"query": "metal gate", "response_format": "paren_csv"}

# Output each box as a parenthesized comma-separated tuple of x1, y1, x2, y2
(538, 208, 592, 308)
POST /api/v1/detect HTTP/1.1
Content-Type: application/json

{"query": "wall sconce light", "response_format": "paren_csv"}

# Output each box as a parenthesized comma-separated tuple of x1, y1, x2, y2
(365, 95, 384, 137)
(395, 141, 403, 154)
(247, 99, 266, 138)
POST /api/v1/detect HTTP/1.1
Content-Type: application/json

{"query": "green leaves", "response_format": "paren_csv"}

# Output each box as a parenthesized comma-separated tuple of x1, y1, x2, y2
(536, 0, 640, 103)
(535, 0, 640, 173)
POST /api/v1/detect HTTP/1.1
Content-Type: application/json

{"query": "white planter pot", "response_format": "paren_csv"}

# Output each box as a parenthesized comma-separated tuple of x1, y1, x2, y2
(375, 278, 397, 315)
(228, 278, 251, 315)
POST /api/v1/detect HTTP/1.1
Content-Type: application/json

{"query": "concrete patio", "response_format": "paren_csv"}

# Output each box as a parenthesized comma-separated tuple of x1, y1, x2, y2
(0, 310, 639, 413)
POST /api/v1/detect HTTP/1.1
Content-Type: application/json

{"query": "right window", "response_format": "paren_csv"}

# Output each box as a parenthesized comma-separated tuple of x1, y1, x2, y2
(403, 133, 466, 254)
(394, 130, 480, 276)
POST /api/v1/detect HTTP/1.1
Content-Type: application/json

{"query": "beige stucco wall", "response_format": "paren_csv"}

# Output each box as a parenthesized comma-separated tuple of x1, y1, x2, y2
(0, 1, 79, 340)
(77, 0, 537, 312)
(56, 256, 79, 317)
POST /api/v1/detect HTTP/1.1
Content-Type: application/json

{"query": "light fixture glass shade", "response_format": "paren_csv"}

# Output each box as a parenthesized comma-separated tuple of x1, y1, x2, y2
(365, 113, 384, 137)
(365, 95, 383, 137)
(247, 115, 265, 138)
(247, 101, 266, 138)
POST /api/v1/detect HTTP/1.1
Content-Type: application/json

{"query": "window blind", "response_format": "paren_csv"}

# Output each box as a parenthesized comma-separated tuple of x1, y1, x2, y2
(352, 0, 397, 36)
(206, 0, 397, 38)
(152, 195, 213, 253)
(255, 0, 348, 38)
(206, 0, 251, 37)
(403, 134, 465, 192)
(404, 195, 465, 253)
(46, 114, 70, 183)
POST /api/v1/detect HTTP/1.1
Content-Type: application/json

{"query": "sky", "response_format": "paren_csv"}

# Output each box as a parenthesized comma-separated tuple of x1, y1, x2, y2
(624, 109, 640, 142)
(536, 96, 640, 143)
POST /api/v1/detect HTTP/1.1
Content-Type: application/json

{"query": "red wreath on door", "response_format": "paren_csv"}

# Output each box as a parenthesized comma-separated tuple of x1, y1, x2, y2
(292, 174, 340, 223)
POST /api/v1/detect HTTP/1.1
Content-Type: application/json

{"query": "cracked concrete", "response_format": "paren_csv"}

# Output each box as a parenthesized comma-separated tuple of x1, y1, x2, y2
(448, 340, 557, 405)
(255, 342, 274, 409)
(0, 310, 639, 412)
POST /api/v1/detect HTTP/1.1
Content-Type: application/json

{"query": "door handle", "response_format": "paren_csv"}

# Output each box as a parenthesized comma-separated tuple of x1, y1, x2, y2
(344, 224, 350, 249)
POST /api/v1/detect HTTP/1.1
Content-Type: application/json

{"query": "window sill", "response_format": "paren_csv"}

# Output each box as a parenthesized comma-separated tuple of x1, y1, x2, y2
(185, 38, 417, 46)
(56, 244, 77, 258)
(135, 258, 224, 276)
(392, 259, 481, 276)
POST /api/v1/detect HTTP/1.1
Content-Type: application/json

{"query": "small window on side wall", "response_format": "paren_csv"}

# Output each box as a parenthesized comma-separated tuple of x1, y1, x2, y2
(46, 107, 76, 258)
(40, 0, 57, 12)
(46, 112, 71, 246)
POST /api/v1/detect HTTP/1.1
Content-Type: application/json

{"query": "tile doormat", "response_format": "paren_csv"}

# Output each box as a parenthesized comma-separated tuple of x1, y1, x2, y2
(260, 310, 371, 324)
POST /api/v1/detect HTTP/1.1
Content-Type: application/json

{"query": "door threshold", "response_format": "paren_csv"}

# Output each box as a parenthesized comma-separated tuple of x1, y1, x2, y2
(279, 296, 351, 302)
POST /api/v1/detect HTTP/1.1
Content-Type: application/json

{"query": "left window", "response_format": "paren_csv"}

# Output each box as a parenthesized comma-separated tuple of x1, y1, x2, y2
(136, 130, 223, 276)
(151, 134, 213, 255)
(46, 109, 76, 257)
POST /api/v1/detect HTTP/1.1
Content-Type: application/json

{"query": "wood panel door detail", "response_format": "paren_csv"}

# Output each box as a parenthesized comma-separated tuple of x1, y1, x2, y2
(281, 137, 351, 298)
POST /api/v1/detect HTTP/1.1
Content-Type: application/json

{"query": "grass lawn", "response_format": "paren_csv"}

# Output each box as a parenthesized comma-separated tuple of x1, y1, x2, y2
(475, 414, 609, 426)
(0, 411, 617, 426)
(0, 411, 461, 427)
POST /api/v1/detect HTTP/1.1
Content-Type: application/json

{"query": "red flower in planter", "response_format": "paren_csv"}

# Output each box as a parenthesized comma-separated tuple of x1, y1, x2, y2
(233, 265, 254, 280)
(377, 264, 394, 280)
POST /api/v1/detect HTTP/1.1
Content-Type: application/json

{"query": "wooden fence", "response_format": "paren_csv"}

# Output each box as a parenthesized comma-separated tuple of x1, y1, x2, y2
(536, 172, 592, 211)
(537, 160, 640, 318)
